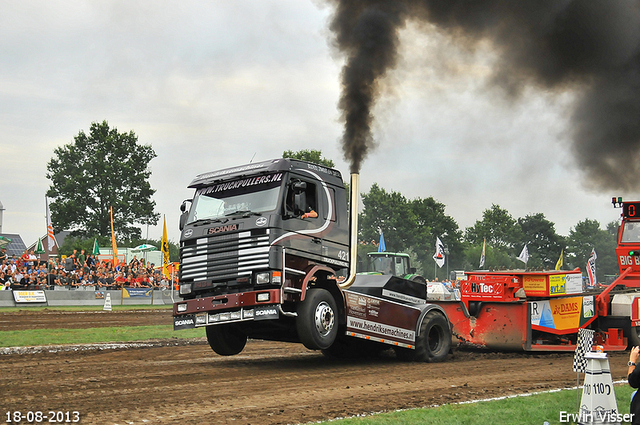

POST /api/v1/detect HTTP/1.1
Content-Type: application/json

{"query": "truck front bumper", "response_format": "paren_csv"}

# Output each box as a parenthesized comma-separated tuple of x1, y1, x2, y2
(173, 289, 282, 330)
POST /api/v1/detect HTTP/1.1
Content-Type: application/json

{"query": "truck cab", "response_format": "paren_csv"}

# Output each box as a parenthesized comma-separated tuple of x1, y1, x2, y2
(177, 159, 349, 300)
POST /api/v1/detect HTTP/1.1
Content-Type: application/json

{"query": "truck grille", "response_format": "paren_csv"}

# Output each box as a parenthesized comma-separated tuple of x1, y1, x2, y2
(180, 229, 270, 283)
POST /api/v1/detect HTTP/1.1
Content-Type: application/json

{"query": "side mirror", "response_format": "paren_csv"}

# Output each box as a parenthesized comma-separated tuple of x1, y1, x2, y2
(410, 267, 417, 274)
(179, 200, 192, 231)
(179, 212, 188, 231)
(291, 181, 307, 193)
(293, 192, 307, 216)
(180, 199, 192, 213)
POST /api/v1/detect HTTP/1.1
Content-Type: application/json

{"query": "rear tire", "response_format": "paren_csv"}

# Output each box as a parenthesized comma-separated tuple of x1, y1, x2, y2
(297, 288, 338, 350)
(395, 310, 451, 362)
(206, 324, 247, 356)
(629, 325, 640, 347)
(410, 275, 427, 284)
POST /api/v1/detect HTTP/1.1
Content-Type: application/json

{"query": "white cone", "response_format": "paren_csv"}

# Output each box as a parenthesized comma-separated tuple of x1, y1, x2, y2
(103, 292, 112, 311)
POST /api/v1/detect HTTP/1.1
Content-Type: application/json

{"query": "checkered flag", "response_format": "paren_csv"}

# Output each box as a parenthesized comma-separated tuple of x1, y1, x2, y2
(573, 328, 595, 373)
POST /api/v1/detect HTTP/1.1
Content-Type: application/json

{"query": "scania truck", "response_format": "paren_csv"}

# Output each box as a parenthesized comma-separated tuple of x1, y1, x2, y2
(173, 159, 452, 361)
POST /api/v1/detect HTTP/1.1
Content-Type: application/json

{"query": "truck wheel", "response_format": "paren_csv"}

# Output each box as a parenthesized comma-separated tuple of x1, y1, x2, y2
(629, 326, 640, 347)
(297, 288, 338, 350)
(395, 311, 451, 362)
(411, 275, 427, 284)
(206, 324, 247, 356)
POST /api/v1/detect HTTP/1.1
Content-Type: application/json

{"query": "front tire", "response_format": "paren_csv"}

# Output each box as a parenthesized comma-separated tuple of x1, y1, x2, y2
(297, 288, 338, 350)
(395, 310, 451, 362)
(206, 324, 247, 356)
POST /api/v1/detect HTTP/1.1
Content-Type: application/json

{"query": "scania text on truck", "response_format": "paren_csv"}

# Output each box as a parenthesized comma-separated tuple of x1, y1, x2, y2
(173, 158, 452, 361)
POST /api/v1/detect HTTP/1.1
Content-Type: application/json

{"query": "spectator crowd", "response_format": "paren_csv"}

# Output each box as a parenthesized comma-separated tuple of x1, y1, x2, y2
(0, 247, 173, 291)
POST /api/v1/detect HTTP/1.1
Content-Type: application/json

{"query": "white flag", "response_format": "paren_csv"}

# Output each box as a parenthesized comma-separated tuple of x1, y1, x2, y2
(46, 197, 55, 251)
(587, 249, 597, 287)
(433, 237, 445, 268)
(517, 245, 529, 264)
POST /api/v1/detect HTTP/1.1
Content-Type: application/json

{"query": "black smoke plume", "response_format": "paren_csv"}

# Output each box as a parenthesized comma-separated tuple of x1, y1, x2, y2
(329, 0, 640, 191)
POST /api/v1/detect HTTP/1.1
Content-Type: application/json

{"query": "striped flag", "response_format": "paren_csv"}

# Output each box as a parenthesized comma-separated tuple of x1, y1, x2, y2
(46, 197, 55, 251)
(479, 238, 486, 268)
(587, 248, 597, 287)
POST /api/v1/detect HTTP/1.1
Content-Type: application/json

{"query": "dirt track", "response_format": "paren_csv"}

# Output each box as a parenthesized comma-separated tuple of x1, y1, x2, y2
(0, 309, 633, 425)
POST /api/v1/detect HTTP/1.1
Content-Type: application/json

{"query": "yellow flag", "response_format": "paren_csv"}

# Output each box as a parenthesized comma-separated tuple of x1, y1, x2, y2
(555, 249, 563, 270)
(162, 215, 170, 279)
(110, 206, 119, 266)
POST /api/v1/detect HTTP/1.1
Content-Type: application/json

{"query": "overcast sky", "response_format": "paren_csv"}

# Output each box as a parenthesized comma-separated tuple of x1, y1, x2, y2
(0, 1, 626, 249)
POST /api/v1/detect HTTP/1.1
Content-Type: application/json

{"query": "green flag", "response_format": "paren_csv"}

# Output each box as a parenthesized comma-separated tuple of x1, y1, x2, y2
(93, 238, 100, 256)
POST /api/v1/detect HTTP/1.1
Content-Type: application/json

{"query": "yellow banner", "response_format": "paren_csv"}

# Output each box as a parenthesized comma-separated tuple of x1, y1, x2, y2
(523, 275, 547, 295)
(549, 274, 566, 296)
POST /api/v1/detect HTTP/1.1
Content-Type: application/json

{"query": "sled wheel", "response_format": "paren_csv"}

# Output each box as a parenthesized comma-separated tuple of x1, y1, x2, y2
(297, 288, 338, 350)
(395, 310, 450, 362)
(206, 323, 247, 356)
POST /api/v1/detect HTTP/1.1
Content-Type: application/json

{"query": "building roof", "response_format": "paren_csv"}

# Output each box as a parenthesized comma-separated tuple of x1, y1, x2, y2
(0, 233, 27, 258)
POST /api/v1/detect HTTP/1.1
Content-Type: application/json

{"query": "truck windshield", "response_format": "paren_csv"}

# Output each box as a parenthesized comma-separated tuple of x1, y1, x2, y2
(188, 173, 284, 224)
(622, 221, 640, 242)
(367, 256, 408, 276)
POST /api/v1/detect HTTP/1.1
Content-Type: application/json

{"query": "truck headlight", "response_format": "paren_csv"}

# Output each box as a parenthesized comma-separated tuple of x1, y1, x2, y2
(179, 283, 192, 295)
(255, 272, 270, 285)
(177, 303, 187, 312)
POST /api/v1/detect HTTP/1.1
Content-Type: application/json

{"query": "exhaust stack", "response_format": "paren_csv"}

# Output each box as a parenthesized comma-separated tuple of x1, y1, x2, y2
(339, 173, 359, 289)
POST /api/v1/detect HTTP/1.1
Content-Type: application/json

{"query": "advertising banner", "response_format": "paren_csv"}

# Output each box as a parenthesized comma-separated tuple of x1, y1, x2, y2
(523, 275, 547, 296)
(344, 291, 420, 345)
(122, 288, 153, 298)
(530, 295, 595, 332)
(13, 290, 47, 303)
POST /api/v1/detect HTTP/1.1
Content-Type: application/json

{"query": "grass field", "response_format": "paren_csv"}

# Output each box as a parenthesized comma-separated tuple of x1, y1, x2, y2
(0, 305, 203, 346)
(325, 384, 635, 425)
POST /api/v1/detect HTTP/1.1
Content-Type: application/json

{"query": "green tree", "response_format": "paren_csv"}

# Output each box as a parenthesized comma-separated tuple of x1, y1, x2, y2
(566, 219, 618, 280)
(464, 204, 521, 249)
(463, 205, 521, 270)
(359, 183, 414, 251)
(282, 149, 335, 168)
(46, 121, 159, 241)
(517, 213, 565, 270)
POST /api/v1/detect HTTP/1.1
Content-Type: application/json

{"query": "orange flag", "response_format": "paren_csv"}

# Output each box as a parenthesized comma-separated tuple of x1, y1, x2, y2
(110, 206, 119, 266)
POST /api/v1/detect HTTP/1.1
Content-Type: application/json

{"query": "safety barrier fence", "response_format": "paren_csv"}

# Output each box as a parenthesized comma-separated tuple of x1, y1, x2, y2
(0, 287, 175, 307)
